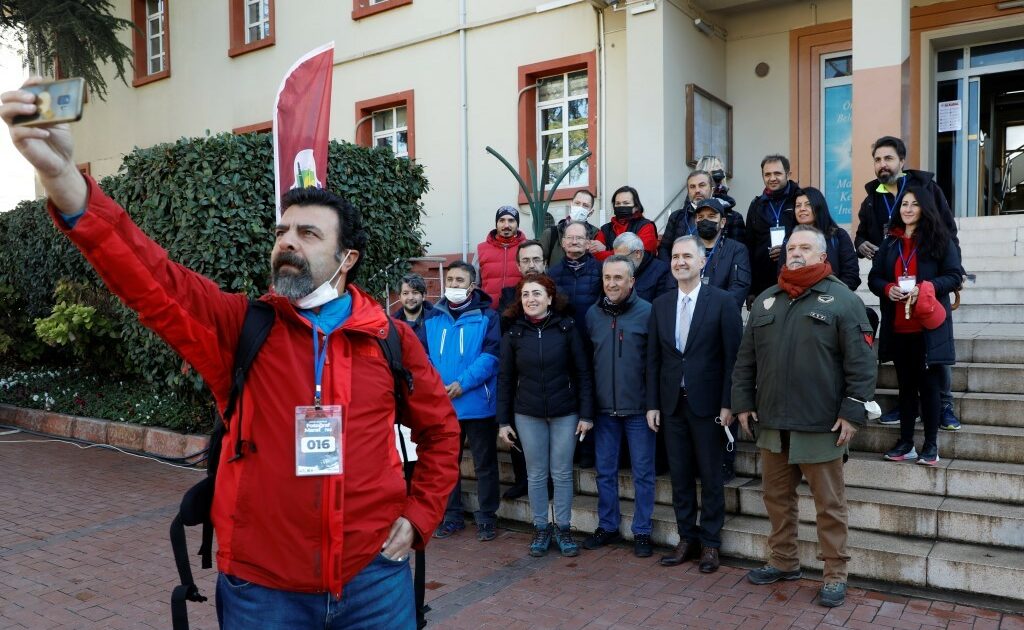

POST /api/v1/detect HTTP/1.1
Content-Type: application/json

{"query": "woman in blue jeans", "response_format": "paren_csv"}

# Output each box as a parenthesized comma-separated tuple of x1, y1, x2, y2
(498, 273, 595, 557)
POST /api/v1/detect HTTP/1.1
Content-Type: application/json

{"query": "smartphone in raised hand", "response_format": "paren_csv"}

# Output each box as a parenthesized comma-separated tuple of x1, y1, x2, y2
(11, 78, 86, 127)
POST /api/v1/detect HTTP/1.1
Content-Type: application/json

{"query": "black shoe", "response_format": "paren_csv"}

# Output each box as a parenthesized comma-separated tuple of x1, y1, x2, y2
(502, 483, 528, 500)
(747, 564, 802, 585)
(722, 461, 736, 483)
(633, 534, 652, 558)
(818, 582, 846, 607)
(582, 527, 622, 550)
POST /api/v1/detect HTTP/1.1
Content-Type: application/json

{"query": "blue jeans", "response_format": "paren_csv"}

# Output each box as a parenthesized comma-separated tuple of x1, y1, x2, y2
(215, 554, 414, 630)
(515, 413, 577, 528)
(594, 414, 656, 535)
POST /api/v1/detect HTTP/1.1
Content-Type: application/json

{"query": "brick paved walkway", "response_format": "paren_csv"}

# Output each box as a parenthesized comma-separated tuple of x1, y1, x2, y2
(1, 432, 1021, 629)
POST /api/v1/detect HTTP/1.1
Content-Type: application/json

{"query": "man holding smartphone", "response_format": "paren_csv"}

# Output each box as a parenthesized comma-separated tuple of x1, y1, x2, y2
(1, 79, 461, 630)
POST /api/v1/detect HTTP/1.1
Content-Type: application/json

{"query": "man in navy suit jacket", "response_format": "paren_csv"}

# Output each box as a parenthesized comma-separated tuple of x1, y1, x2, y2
(646, 236, 742, 573)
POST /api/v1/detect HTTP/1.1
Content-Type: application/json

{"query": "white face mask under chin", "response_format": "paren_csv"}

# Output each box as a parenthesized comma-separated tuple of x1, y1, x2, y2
(293, 251, 352, 310)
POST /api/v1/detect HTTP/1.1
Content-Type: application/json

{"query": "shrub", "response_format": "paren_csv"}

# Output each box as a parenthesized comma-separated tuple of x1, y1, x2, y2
(0, 133, 429, 412)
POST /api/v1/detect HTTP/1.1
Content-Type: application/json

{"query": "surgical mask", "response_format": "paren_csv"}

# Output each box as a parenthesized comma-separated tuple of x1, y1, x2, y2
(569, 204, 590, 223)
(613, 205, 634, 219)
(444, 287, 469, 303)
(696, 219, 720, 240)
(293, 251, 352, 310)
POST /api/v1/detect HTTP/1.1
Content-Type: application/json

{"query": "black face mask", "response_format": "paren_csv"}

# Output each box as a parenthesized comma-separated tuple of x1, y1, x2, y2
(696, 219, 720, 240)
(614, 205, 634, 219)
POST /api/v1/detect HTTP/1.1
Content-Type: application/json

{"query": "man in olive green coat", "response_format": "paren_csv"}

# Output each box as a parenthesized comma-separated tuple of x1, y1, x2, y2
(732, 225, 877, 609)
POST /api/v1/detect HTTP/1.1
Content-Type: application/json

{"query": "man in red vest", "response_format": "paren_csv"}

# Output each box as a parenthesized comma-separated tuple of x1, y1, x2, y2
(476, 205, 527, 306)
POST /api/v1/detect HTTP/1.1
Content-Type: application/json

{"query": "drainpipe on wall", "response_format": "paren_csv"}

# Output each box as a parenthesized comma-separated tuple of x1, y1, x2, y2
(597, 6, 607, 224)
(459, 0, 470, 260)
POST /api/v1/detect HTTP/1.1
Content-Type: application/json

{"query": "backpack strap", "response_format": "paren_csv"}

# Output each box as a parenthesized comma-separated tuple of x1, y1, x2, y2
(376, 317, 430, 628)
(170, 299, 276, 630)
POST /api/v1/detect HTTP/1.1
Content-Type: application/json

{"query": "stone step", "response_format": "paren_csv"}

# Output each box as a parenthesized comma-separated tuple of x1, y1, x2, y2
(952, 226, 1024, 245)
(735, 481, 1024, 548)
(956, 214, 1024, 230)
(946, 304, 1024, 324)
(723, 515, 1024, 601)
(850, 422, 1024, 464)
(460, 481, 1024, 601)
(858, 286, 1024, 304)
(874, 389, 1024, 428)
(877, 362, 1024, 395)
(732, 445, 1024, 505)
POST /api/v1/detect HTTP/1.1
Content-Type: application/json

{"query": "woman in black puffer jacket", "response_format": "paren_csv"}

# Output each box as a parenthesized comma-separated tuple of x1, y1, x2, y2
(498, 273, 595, 559)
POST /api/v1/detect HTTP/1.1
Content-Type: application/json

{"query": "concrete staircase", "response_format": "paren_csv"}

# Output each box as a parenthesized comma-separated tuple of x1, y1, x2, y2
(458, 214, 1024, 604)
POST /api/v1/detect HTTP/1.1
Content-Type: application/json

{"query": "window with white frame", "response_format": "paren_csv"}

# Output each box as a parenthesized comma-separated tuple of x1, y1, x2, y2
(146, 0, 166, 75)
(536, 70, 589, 188)
(372, 106, 409, 158)
(821, 52, 853, 223)
(245, 0, 271, 43)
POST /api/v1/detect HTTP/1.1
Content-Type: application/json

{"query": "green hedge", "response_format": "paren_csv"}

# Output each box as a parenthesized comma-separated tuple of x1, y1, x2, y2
(0, 133, 428, 412)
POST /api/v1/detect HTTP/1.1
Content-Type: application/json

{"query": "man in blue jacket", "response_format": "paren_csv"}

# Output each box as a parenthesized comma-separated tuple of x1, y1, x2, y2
(694, 198, 750, 312)
(425, 261, 502, 541)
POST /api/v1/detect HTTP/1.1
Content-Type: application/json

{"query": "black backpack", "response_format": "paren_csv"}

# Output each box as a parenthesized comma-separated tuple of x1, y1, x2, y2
(169, 300, 429, 629)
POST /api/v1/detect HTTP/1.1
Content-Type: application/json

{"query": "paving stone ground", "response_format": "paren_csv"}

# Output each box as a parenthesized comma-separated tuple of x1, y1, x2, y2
(1, 432, 1021, 630)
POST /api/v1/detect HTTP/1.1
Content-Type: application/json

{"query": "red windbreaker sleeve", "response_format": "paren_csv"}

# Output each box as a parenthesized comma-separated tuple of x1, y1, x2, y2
(47, 176, 247, 407)
(394, 322, 461, 548)
(638, 222, 659, 255)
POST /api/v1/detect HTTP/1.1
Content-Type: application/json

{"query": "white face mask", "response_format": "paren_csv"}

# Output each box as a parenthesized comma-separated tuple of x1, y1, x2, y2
(569, 204, 590, 223)
(293, 251, 352, 310)
(444, 287, 469, 304)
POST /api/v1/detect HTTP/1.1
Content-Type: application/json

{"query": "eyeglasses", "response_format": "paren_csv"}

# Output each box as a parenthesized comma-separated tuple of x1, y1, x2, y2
(563, 236, 588, 243)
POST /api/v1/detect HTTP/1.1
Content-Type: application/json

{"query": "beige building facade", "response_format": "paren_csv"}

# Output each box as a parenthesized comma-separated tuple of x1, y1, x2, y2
(47, 0, 1024, 260)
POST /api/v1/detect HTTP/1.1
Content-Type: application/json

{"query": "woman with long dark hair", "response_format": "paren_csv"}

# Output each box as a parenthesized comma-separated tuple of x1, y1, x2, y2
(782, 187, 860, 291)
(497, 274, 595, 557)
(868, 187, 961, 466)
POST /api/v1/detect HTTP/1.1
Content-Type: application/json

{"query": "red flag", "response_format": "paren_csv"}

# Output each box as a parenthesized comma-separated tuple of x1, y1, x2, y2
(273, 42, 335, 222)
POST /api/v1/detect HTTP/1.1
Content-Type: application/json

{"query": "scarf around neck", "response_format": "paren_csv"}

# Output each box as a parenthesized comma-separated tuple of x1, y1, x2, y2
(777, 261, 832, 298)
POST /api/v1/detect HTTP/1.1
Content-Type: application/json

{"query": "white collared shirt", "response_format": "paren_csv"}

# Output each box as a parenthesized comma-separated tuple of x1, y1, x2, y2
(675, 282, 701, 352)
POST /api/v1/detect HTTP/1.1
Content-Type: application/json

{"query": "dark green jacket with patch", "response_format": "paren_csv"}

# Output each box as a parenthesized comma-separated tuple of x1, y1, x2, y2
(731, 275, 877, 431)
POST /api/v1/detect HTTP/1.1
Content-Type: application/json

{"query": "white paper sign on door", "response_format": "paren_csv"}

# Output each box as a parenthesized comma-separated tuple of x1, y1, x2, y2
(938, 100, 962, 133)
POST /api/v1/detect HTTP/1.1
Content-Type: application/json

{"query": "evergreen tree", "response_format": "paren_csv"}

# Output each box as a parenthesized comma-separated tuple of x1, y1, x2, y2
(1, 0, 134, 100)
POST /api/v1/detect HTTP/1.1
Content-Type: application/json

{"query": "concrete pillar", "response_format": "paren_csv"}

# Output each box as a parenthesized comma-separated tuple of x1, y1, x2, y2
(851, 0, 910, 233)
(625, 7, 667, 220)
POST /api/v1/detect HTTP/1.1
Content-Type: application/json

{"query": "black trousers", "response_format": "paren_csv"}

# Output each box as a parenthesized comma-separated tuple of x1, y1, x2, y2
(663, 391, 725, 548)
(891, 333, 942, 448)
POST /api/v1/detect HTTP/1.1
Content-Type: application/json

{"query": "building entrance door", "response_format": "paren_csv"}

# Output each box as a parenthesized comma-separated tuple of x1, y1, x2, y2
(935, 38, 1024, 217)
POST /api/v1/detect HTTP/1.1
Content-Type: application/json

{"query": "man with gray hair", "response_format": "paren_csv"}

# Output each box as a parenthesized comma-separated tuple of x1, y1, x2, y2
(613, 232, 674, 303)
(583, 255, 656, 557)
(733, 225, 877, 608)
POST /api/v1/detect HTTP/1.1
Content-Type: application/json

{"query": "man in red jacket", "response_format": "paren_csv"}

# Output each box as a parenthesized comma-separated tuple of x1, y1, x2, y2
(2, 81, 460, 630)
(476, 205, 527, 306)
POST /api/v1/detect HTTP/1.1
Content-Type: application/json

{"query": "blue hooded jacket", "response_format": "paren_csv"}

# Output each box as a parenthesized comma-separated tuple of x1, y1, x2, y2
(424, 289, 501, 420)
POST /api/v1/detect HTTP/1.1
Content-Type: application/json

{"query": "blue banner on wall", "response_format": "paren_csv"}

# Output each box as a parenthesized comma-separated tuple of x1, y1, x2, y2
(823, 84, 853, 224)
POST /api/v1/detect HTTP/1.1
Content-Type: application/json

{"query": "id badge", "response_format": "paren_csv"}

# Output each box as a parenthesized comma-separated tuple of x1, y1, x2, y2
(898, 275, 916, 292)
(769, 226, 785, 248)
(295, 405, 343, 476)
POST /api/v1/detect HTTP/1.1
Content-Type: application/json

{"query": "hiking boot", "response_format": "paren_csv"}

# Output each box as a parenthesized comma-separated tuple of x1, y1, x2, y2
(940, 405, 961, 431)
(476, 523, 497, 542)
(433, 520, 465, 539)
(818, 582, 847, 607)
(883, 441, 917, 462)
(877, 408, 901, 425)
(917, 443, 940, 466)
(746, 564, 802, 585)
(633, 534, 652, 558)
(582, 527, 622, 550)
(529, 525, 552, 557)
(554, 525, 580, 557)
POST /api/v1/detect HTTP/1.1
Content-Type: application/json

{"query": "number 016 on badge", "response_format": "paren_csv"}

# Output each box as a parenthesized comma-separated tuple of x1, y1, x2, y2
(295, 406, 343, 476)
